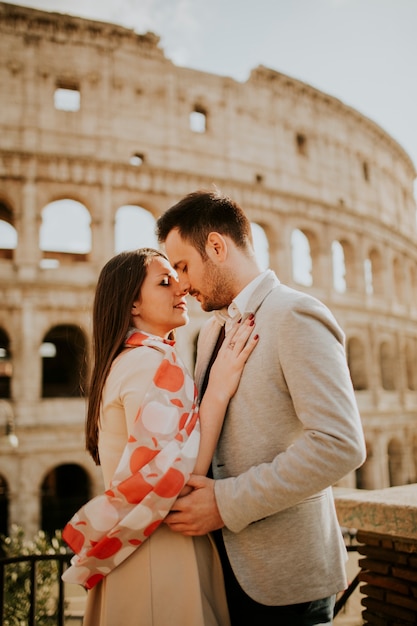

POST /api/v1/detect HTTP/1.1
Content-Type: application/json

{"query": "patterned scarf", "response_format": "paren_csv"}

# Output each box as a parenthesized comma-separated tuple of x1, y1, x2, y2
(62, 331, 200, 589)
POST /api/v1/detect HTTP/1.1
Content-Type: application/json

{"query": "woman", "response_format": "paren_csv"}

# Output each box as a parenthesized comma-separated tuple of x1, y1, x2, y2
(62, 248, 257, 626)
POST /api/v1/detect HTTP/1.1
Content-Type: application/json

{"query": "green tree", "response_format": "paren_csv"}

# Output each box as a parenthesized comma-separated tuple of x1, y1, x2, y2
(0, 524, 68, 626)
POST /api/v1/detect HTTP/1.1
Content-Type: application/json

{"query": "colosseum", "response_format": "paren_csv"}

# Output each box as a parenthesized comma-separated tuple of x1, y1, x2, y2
(0, 2, 416, 539)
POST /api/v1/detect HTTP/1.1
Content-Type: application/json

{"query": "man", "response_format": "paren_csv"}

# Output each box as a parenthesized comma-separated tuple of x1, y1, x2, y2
(156, 189, 366, 626)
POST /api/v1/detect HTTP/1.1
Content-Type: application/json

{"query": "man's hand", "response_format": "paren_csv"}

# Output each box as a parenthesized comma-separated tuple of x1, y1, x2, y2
(164, 475, 224, 535)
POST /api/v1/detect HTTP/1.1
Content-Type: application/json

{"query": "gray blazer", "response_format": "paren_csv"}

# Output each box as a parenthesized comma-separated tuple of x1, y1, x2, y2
(195, 270, 366, 606)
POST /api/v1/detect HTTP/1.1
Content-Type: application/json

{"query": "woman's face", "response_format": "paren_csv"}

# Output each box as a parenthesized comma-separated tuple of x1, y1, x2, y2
(131, 256, 189, 338)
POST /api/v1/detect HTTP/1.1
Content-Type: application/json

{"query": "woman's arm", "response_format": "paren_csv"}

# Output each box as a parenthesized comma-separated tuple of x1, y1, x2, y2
(193, 317, 258, 476)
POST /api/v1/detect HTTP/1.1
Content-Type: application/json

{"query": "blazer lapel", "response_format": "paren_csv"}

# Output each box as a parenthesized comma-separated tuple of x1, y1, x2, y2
(243, 270, 280, 318)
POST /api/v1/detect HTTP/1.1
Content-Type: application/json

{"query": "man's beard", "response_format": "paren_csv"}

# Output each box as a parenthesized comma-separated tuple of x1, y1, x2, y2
(199, 260, 235, 312)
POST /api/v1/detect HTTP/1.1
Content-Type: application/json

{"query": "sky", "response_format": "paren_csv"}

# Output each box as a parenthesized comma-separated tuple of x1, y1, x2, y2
(8, 0, 417, 183)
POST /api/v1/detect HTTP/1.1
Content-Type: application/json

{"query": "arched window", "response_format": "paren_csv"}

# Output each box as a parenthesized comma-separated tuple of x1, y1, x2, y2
(409, 262, 417, 308)
(41, 325, 87, 398)
(190, 106, 207, 133)
(0, 220, 17, 254)
(368, 248, 384, 295)
(379, 340, 396, 390)
(388, 439, 403, 486)
(405, 337, 417, 391)
(0, 328, 11, 399)
(0, 201, 16, 260)
(291, 229, 312, 286)
(115, 205, 157, 253)
(251, 222, 269, 271)
(332, 240, 346, 293)
(356, 442, 373, 489)
(41, 464, 90, 537)
(40, 199, 91, 267)
(413, 435, 417, 483)
(393, 256, 405, 304)
(364, 258, 373, 295)
(347, 337, 368, 390)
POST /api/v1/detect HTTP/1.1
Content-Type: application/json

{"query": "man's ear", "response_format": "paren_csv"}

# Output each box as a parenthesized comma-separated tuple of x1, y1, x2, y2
(206, 232, 227, 261)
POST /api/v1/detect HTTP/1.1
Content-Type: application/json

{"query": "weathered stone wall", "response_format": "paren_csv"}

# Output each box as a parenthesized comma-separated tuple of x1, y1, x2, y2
(0, 2, 416, 537)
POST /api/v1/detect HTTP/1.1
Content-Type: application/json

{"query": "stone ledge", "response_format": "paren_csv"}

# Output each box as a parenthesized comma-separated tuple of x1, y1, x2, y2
(334, 484, 417, 541)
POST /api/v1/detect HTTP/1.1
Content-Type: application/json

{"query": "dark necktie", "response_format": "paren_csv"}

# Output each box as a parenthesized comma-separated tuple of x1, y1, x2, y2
(200, 325, 226, 398)
(200, 324, 226, 480)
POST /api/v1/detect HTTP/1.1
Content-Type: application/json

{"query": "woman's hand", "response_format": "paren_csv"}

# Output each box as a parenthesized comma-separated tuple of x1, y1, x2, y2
(193, 316, 258, 477)
(209, 315, 258, 402)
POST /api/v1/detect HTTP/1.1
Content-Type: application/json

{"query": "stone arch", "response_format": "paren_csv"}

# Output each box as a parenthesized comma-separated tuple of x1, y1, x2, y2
(41, 324, 88, 398)
(0, 474, 9, 537)
(413, 435, 417, 483)
(40, 463, 91, 536)
(291, 228, 313, 286)
(405, 337, 417, 390)
(332, 240, 346, 293)
(409, 261, 417, 309)
(332, 238, 356, 293)
(347, 336, 368, 390)
(356, 441, 373, 489)
(341, 238, 356, 290)
(0, 327, 12, 399)
(388, 438, 404, 486)
(393, 255, 405, 304)
(39, 199, 92, 267)
(115, 205, 158, 253)
(366, 247, 384, 296)
(0, 199, 17, 260)
(190, 103, 208, 133)
(379, 339, 397, 390)
(251, 222, 270, 271)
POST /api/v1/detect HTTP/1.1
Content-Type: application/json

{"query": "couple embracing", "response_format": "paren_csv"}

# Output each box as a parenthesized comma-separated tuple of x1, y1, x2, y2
(63, 189, 366, 626)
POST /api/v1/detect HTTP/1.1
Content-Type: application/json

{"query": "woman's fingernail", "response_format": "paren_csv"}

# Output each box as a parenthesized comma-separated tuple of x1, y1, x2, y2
(254, 334, 259, 340)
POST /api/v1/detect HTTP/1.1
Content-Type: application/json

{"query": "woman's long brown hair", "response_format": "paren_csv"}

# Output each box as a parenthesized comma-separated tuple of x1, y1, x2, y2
(86, 248, 168, 464)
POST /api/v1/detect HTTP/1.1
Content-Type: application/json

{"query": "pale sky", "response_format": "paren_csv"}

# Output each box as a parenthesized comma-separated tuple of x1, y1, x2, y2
(9, 0, 417, 180)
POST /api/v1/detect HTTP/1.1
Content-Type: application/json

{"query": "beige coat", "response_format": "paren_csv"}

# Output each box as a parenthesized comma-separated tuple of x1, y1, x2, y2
(195, 270, 366, 606)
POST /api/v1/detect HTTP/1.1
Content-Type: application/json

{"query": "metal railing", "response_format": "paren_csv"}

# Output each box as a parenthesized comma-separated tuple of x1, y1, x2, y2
(334, 528, 361, 618)
(0, 552, 72, 626)
(0, 534, 360, 624)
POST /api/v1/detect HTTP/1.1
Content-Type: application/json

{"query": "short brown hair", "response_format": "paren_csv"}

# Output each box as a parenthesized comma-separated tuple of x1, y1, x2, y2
(156, 189, 253, 258)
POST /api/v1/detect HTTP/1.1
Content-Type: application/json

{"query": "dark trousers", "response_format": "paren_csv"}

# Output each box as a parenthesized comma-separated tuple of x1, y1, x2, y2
(213, 530, 335, 626)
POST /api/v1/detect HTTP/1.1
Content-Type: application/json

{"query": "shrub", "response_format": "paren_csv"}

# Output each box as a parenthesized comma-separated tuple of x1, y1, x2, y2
(0, 524, 68, 626)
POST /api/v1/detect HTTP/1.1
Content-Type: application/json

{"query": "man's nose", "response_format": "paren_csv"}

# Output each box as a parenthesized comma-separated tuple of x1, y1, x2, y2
(175, 276, 189, 295)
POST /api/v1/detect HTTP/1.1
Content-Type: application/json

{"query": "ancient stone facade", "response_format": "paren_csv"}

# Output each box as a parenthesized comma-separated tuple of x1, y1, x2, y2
(0, 2, 416, 538)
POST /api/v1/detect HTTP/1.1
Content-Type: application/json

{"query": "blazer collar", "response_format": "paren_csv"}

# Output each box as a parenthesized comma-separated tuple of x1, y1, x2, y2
(242, 269, 279, 318)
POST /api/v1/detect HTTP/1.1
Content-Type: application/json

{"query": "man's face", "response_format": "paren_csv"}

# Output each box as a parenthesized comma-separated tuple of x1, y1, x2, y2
(164, 228, 235, 312)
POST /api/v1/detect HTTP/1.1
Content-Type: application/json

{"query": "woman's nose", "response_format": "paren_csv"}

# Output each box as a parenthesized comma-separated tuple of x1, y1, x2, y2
(174, 276, 189, 295)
